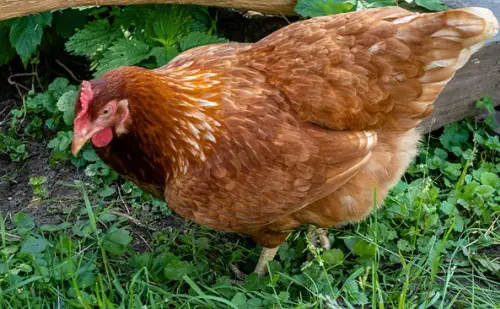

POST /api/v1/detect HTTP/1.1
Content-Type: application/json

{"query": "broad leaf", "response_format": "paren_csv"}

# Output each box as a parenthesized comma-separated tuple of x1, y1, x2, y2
(295, 0, 355, 17)
(179, 32, 227, 52)
(20, 236, 49, 254)
(9, 13, 52, 65)
(95, 38, 151, 76)
(13, 212, 35, 235)
(66, 19, 122, 57)
(415, 0, 447, 11)
(57, 90, 77, 125)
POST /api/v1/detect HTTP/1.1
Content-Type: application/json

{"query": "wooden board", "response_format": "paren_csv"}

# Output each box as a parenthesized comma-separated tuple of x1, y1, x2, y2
(0, 0, 297, 20)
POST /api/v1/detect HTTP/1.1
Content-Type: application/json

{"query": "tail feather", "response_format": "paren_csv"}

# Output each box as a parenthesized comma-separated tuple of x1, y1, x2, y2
(390, 7, 498, 127)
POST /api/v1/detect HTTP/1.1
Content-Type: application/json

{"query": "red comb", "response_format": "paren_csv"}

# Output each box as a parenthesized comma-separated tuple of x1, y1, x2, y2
(79, 80, 93, 113)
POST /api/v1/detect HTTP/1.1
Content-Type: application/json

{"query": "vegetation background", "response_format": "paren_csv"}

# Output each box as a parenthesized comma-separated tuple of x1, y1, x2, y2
(0, 0, 499, 308)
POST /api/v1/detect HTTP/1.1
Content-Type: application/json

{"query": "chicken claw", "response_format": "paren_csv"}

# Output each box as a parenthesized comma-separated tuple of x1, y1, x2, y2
(230, 246, 280, 282)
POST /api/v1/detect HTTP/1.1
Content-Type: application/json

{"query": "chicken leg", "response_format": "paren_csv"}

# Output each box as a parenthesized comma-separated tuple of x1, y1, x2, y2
(230, 246, 280, 280)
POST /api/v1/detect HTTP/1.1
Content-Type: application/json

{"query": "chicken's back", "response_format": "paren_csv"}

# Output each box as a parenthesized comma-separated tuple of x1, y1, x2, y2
(241, 7, 499, 131)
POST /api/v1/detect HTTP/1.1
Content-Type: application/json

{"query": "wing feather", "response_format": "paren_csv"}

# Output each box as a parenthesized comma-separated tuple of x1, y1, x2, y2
(242, 7, 498, 131)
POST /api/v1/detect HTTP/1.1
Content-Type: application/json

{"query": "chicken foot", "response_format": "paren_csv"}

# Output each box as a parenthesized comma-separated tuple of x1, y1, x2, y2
(230, 246, 280, 281)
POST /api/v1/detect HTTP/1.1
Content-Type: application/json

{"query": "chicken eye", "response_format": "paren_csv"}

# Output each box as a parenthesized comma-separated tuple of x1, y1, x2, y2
(102, 106, 112, 115)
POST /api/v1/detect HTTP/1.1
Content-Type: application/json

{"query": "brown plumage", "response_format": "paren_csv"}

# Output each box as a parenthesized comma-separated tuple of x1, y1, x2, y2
(71, 7, 498, 276)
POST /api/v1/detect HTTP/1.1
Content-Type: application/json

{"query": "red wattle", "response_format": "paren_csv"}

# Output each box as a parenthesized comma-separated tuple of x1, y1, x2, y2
(91, 128, 113, 147)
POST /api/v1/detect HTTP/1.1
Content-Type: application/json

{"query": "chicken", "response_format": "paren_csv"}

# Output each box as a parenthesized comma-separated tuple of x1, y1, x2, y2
(71, 7, 499, 277)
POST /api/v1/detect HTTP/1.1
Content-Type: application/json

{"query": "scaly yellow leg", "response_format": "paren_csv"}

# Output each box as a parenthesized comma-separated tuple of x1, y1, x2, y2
(230, 246, 280, 280)
(253, 246, 280, 276)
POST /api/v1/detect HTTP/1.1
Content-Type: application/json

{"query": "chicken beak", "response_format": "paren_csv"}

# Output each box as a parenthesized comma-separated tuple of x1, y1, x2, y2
(71, 133, 90, 157)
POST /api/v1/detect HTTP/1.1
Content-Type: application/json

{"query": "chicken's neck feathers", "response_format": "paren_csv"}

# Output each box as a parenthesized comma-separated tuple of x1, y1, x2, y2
(105, 66, 224, 181)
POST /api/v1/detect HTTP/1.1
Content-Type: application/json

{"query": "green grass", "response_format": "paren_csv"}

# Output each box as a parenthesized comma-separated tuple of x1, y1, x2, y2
(1, 116, 499, 308)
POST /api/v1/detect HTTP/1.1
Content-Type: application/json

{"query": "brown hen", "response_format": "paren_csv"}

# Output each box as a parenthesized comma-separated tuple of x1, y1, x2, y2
(71, 7, 499, 277)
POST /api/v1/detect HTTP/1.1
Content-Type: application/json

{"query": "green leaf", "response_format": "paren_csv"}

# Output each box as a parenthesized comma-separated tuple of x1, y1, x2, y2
(48, 77, 75, 98)
(17, 263, 33, 273)
(77, 271, 95, 288)
(344, 238, 376, 257)
(13, 212, 35, 235)
(243, 273, 267, 291)
(178, 32, 227, 52)
(130, 252, 153, 269)
(477, 185, 495, 198)
(440, 201, 454, 215)
(57, 90, 77, 125)
(454, 215, 465, 232)
(145, 6, 194, 44)
(440, 123, 469, 152)
(415, 0, 447, 11)
(397, 239, 413, 252)
(231, 292, 247, 307)
(358, 0, 396, 9)
(165, 45, 180, 63)
(9, 13, 52, 64)
(443, 162, 463, 180)
(475, 96, 495, 114)
(480, 172, 499, 188)
(320, 248, 344, 266)
(15, 144, 26, 154)
(150, 46, 168, 67)
(295, 0, 355, 17)
(164, 259, 193, 280)
(66, 19, 122, 58)
(103, 228, 132, 255)
(82, 148, 100, 162)
(95, 38, 151, 76)
(99, 185, 116, 198)
(20, 236, 49, 254)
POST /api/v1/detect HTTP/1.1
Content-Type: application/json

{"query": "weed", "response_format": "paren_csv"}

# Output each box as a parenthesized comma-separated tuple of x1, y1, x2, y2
(0, 133, 28, 162)
(29, 176, 49, 199)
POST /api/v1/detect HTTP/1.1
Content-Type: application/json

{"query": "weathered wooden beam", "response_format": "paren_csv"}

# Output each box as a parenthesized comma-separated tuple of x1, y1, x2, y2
(0, 0, 298, 21)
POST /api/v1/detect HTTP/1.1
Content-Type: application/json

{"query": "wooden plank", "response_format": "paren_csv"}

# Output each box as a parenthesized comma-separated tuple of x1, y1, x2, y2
(0, 0, 297, 21)
(418, 42, 500, 133)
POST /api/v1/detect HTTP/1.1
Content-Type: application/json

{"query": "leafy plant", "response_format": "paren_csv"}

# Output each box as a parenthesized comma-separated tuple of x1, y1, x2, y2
(0, 8, 100, 67)
(10, 77, 77, 138)
(66, 5, 226, 76)
(294, 0, 447, 17)
(0, 132, 28, 162)
(29, 176, 48, 199)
